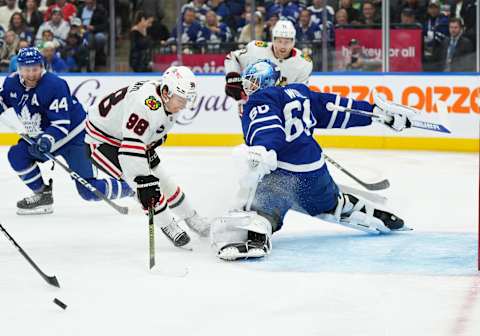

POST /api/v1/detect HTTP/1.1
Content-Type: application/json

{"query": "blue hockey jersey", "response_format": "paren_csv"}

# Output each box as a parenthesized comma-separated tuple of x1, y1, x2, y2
(0, 72, 86, 149)
(241, 83, 374, 173)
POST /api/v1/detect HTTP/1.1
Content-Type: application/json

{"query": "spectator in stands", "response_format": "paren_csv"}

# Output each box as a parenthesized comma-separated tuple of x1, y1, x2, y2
(0, 29, 18, 71)
(308, 0, 335, 26)
(208, 0, 231, 25)
(423, 0, 449, 64)
(338, 0, 360, 23)
(434, 17, 475, 72)
(266, 0, 300, 23)
(60, 31, 88, 71)
(359, 0, 380, 25)
(202, 9, 232, 51)
(9, 12, 33, 44)
(263, 12, 279, 40)
(168, 7, 205, 51)
(8, 37, 29, 72)
(400, 8, 419, 25)
(237, 10, 264, 44)
(449, 0, 477, 48)
(77, 0, 108, 67)
(393, 0, 426, 24)
(69, 16, 85, 40)
(23, 0, 43, 34)
(41, 40, 68, 72)
(295, 9, 321, 43)
(44, 0, 77, 22)
(138, 0, 168, 42)
(182, 0, 210, 23)
(36, 28, 55, 48)
(441, 3, 452, 17)
(335, 8, 349, 26)
(129, 11, 153, 72)
(0, 0, 20, 30)
(35, 7, 70, 47)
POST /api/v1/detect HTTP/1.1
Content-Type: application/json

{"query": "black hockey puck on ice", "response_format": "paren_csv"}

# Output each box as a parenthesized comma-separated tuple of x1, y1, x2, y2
(53, 298, 67, 310)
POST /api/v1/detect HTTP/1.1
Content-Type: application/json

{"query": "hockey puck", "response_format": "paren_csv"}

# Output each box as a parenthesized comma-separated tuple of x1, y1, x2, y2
(53, 298, 67, 310)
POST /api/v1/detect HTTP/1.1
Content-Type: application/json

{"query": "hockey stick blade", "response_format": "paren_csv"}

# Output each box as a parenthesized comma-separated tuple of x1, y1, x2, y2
(0, 223, 60, 288)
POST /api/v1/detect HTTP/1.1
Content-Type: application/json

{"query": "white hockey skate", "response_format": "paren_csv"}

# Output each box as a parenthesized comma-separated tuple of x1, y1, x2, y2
(17, 181, 53, 215)
(184, 211, 210, 237)
(161, 221, 191, 247)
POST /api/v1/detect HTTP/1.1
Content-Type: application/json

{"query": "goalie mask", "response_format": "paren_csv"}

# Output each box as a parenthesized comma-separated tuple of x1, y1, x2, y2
(241, 59, 281, 96)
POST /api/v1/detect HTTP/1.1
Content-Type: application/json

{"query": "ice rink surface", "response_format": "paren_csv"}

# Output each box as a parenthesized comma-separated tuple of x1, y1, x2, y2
(0, 147, 478, 336)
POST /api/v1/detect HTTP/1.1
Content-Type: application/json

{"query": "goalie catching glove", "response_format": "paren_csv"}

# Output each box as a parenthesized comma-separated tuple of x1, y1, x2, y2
(373, 91, 418, 132)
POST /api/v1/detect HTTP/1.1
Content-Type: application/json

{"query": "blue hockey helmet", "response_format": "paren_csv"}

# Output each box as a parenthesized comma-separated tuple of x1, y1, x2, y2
(17, 47, 44, 67)
(241, 59, 280, 95)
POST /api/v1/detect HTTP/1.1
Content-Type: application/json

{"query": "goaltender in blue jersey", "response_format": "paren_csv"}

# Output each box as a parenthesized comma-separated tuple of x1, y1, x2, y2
(210, 59, 415, 261)
(0, 47, 132, 215)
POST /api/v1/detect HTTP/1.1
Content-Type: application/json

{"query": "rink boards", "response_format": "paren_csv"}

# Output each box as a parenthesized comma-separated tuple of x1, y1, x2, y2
(0, 73, 478, 152)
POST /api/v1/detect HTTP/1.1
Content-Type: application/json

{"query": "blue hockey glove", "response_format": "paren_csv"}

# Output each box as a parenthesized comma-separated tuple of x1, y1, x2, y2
(28, 135, 54, 161)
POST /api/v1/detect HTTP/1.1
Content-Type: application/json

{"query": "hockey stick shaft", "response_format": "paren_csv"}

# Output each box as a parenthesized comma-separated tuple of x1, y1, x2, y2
(0, 223, 60, 288)
(324, 154, 390, 191)
(148, 206, 155, 269)
(21, 134, 128, 215)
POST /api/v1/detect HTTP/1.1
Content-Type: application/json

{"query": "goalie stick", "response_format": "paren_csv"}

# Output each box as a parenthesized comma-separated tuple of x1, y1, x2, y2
(326, 102, 451, 134)
(0, 222, 60, 288)
(324, 154, 390, 191)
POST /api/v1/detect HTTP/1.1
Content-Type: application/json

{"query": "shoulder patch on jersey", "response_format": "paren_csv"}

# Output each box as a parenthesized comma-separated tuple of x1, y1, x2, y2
(144, 96, 161, 110)
(254, 40, 268, 48)
(301, 53, 312, 63)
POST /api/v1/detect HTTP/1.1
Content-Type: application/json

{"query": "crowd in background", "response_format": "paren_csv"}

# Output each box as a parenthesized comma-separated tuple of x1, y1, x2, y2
(0, 0, 477, 73)
(0, 0, 108, 72)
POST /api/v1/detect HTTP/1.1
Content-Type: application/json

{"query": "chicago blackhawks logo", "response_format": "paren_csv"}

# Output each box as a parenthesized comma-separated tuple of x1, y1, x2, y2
(144, 96, 161, 110)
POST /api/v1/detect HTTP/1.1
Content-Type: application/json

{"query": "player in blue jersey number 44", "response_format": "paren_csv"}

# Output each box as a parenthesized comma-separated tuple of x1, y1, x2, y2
(211, 59, 415, 261)
(0, 47, 133, 215)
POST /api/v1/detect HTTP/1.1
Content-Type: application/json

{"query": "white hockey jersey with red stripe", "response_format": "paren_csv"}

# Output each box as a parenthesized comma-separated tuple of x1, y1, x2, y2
(85, 80, 177, 184)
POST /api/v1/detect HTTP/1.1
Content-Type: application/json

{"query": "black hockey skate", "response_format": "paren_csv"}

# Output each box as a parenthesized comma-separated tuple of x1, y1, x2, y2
(161, 221, 191, 247)
(17, 180, 53, 215)
(346, 194, 408, 231)
(373, 209, 409, 231)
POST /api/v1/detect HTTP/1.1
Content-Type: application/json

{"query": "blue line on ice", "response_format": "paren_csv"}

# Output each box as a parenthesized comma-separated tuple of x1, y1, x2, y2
(245, 232, 478, 276)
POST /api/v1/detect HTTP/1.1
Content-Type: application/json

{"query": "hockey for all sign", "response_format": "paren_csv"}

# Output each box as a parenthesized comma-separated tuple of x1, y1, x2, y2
(335, 28, 423, 72)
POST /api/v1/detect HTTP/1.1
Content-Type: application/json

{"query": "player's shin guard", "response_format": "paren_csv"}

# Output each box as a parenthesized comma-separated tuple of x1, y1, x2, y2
(75, 178, 133, 201)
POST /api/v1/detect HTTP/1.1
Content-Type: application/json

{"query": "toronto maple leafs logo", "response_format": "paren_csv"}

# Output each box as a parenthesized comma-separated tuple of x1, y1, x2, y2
(20, 105, 42, 137)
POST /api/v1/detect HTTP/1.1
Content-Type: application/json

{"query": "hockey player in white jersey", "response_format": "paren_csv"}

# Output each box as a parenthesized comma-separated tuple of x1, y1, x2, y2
(224, 20, 313, 102)
(85, 66, 210, 247)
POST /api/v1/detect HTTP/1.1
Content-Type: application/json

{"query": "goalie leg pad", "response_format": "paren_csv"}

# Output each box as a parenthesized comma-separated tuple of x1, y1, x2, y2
(211, 211, 272, 261)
